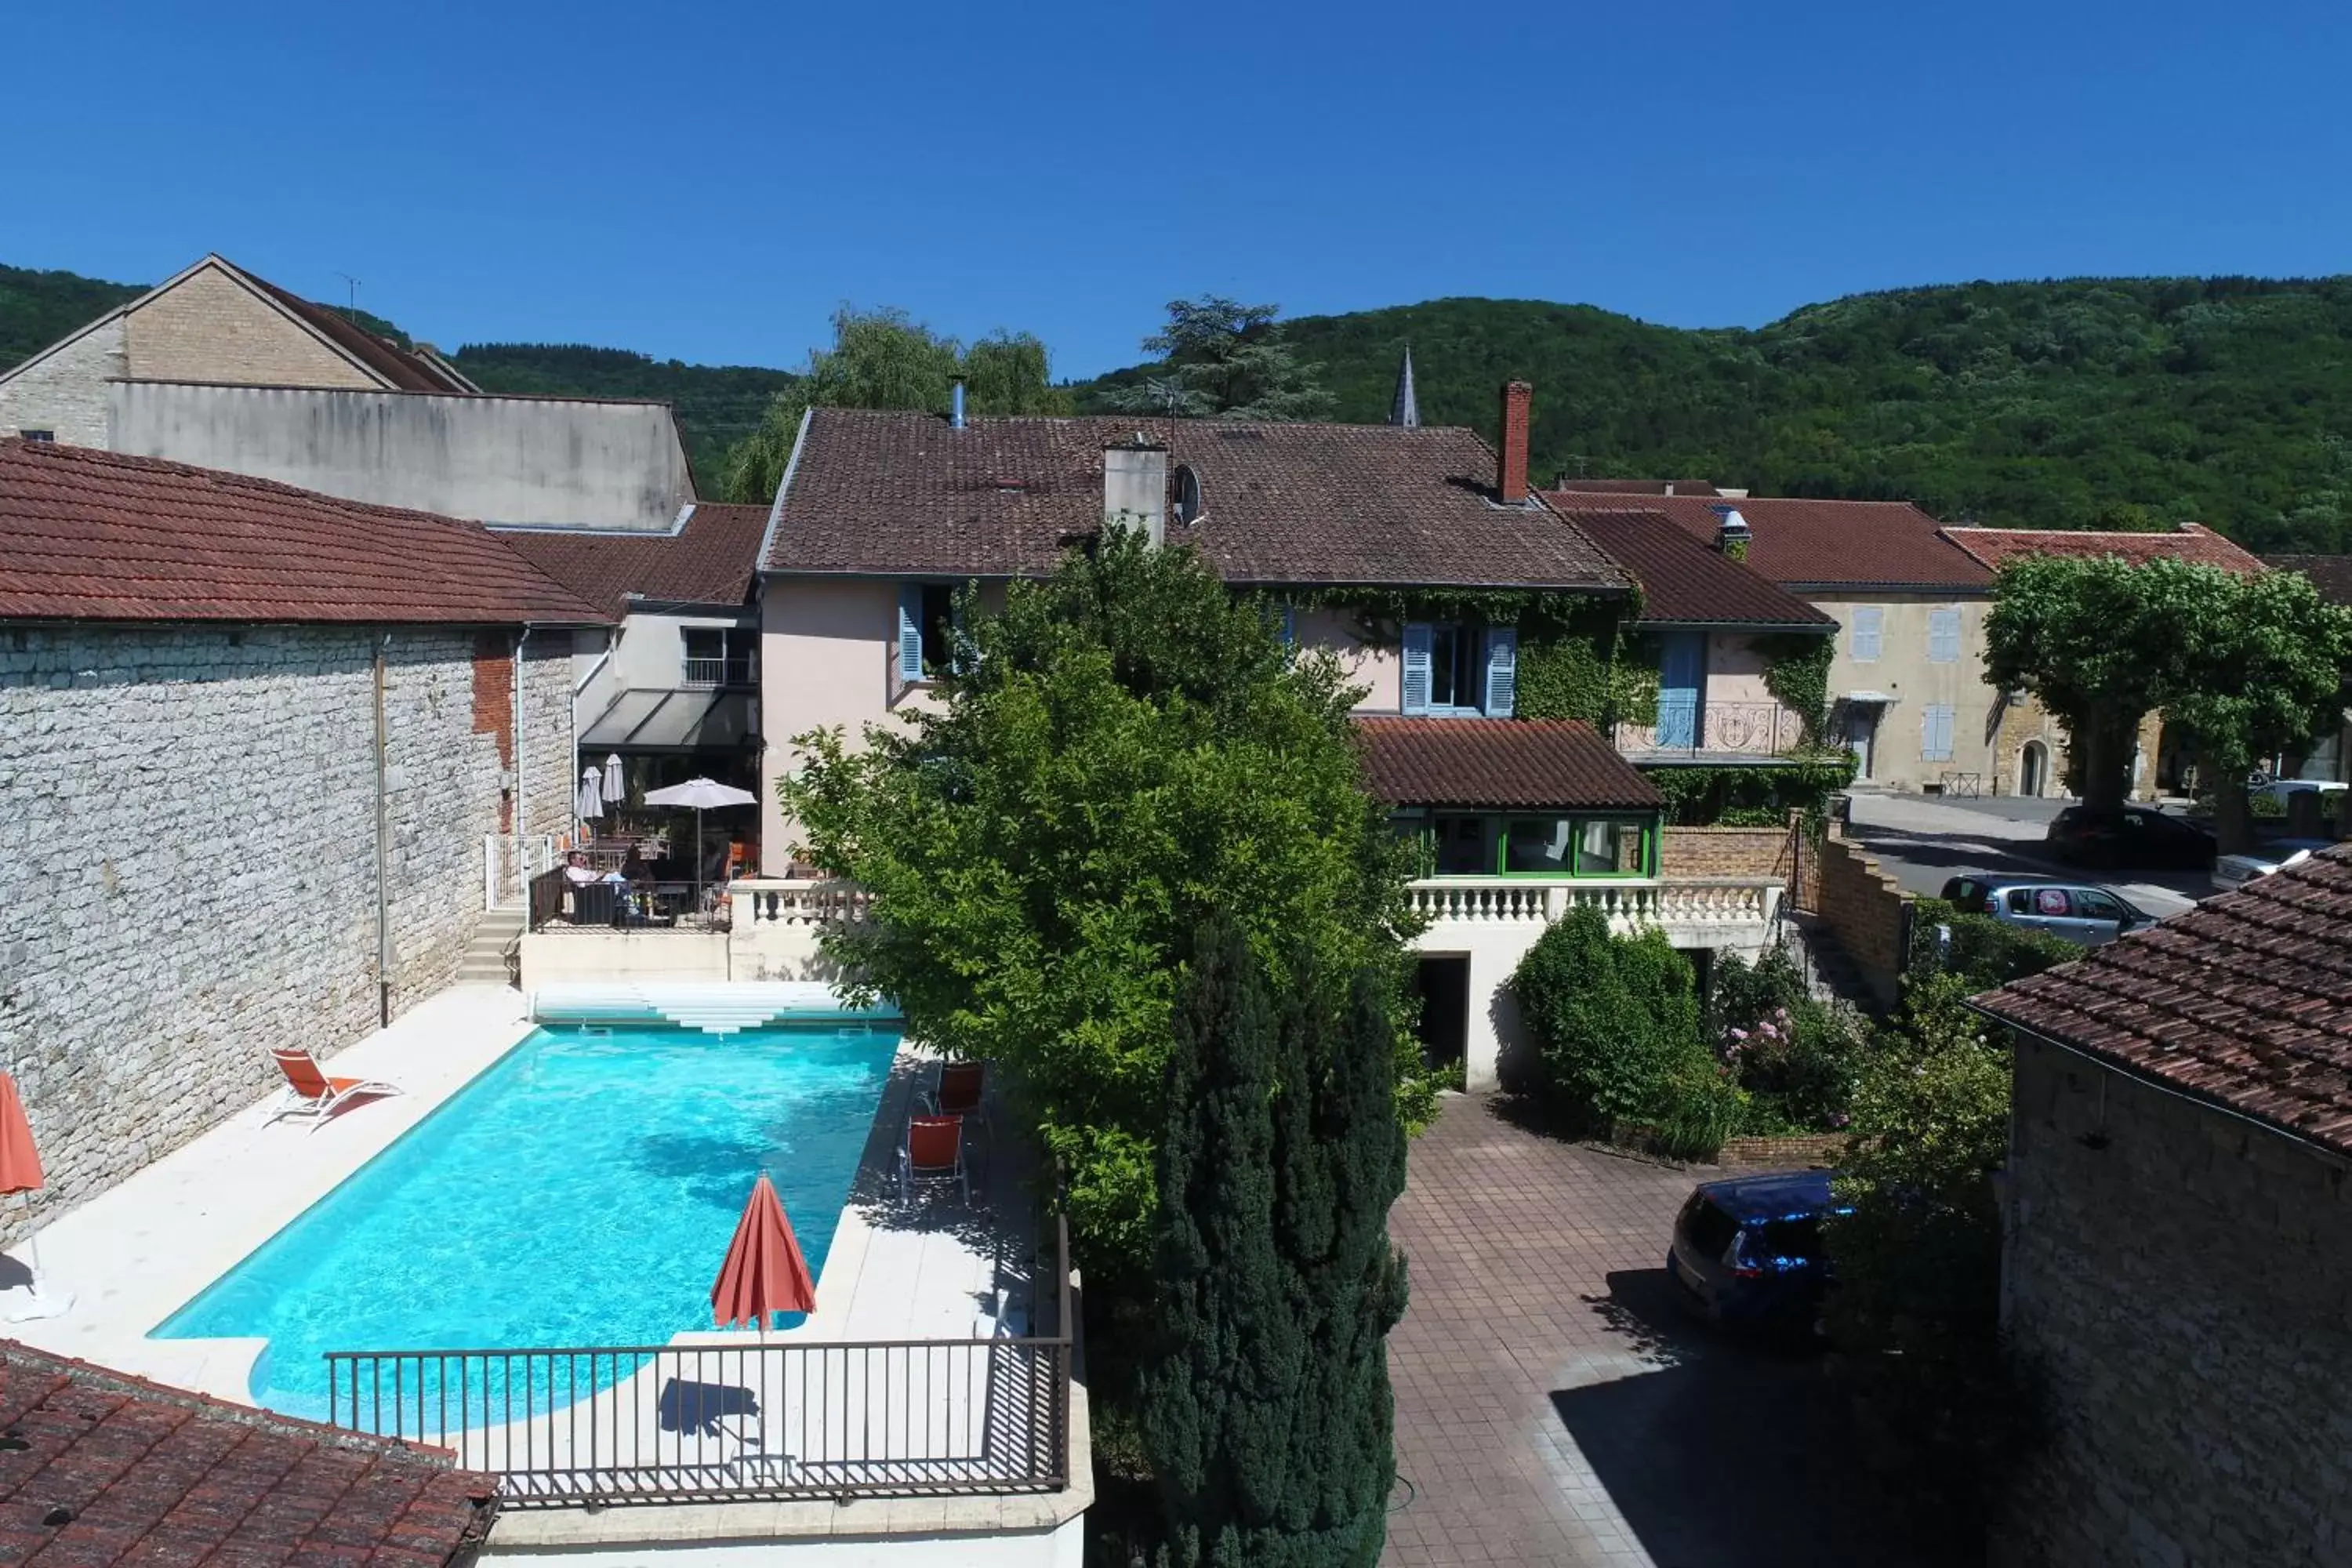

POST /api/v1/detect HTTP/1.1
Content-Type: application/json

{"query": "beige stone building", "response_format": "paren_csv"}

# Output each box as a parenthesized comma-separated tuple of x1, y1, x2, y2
(0, 252, 695, 532)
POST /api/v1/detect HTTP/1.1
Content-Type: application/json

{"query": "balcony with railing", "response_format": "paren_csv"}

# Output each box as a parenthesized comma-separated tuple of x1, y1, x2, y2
(1614, 699, 1809, 761)
(1407, 876, 1782, 935)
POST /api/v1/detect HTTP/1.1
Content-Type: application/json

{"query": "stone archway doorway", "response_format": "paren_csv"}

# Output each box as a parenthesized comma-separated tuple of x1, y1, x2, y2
(2020, 739, 2049, 798)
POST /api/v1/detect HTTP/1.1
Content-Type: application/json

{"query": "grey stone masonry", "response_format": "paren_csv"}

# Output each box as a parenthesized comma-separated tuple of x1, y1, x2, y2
(0, 624, 573, 1236)
(0, 317, 123, 446)
(1997, 1036, 2352, 1568)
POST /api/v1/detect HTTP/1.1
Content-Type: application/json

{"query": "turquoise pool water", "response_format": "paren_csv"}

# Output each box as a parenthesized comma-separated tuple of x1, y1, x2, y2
(154, 1022, 898, 1420)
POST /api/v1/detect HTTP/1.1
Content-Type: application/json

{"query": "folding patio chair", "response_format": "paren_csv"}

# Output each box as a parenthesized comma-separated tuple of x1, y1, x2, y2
(898, 1114, 970, 1206)
(265, 1047, 401, 1131)
(922, 1060, 988, 1135)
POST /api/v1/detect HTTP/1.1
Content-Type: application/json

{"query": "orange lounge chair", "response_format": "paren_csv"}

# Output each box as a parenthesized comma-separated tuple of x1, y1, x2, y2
(898, 1115, 969, 1206)
(267, 1047, 401, 1131)
(923, 1061, 987, 1134)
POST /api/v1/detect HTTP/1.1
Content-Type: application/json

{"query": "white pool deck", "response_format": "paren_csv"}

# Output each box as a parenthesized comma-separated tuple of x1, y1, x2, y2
(0, 981, 1087, 1550)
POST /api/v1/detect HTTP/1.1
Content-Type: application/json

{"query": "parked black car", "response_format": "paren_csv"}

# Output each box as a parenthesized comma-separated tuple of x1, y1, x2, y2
(2044, 804, 2216, 870)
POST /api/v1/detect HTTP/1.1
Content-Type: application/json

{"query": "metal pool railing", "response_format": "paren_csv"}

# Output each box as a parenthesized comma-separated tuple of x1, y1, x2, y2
(321, 1217, 1073, 1508)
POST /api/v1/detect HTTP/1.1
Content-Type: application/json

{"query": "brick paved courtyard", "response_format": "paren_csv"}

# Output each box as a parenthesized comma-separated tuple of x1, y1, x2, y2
(1381, 1095, 1925, 1568)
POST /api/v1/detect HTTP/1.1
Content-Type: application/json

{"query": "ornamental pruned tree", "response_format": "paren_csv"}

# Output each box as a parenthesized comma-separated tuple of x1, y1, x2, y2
(1985, 555, 2352, 846)
(720, 306, 1070, 502)
(780, 532, 1427, 1274)
(1102, 296, 1338, 423)
(1145, 917, 1406, 1567)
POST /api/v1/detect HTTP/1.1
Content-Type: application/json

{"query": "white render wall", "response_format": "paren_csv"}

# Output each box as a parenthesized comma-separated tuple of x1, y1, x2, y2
(0, 318, 124, 446)
(0, 625, 572, 1235)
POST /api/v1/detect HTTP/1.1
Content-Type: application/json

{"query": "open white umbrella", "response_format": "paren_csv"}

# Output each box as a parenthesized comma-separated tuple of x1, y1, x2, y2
(576, 766, 604, 826)
(602, 753, 626, 805)
(642, 776, 758, 916)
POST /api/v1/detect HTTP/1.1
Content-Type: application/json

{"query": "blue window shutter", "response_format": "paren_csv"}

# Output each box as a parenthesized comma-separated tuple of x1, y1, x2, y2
(1401, 622, 1433, 714)
(1281, 602, 1297, 648)
(1928, 608, 1961, 664)
(1923, 703, 1955, 761)
(1656, 631, 1703, 749)
(1483, 626, 1517, 717)
(897, 584, 924, 683)
(1852, 607, 1883, 662)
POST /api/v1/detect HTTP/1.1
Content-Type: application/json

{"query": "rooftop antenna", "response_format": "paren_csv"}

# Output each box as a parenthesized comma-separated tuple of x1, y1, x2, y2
(1144, 373, 1184, 469)
(334, 271, 363, 324)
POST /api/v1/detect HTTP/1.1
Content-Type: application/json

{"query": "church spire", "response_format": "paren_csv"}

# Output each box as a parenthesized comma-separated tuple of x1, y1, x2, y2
(1390, 344, 1420, 429)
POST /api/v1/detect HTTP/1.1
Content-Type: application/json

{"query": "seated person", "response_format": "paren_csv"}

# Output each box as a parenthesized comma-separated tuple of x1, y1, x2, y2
(619, 847, 653, 885)
(561, 851, 599, 886)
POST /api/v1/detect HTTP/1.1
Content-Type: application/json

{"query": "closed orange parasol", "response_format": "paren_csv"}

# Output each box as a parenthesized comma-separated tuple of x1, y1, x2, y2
(710, 1172, 815, 1330)
(0, 1073, 67, 1322)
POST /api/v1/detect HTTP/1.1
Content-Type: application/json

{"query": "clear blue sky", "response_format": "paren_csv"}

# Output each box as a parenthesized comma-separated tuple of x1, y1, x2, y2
(6, 0, 2349, 378)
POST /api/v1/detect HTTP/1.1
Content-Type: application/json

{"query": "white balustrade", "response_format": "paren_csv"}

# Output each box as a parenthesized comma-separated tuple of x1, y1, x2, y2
(1406, 876, 1776, 934)
(729, 877, 874, 927)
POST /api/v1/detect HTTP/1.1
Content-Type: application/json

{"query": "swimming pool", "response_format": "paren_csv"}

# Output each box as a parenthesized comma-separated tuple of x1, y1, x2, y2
(154, 1022, 899, 1420)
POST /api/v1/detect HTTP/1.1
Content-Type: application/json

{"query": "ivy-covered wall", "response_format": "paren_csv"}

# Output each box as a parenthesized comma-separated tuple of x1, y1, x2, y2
(1311, 587, 1654, 729)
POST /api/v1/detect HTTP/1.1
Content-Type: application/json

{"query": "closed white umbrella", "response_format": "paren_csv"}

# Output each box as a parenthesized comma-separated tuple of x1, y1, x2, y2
(576, 766, 604, 826)
(602, 753, 626, 805)
(641, 777, 758, 916)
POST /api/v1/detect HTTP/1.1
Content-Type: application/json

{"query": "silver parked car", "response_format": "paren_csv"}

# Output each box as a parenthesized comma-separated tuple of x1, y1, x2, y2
(1937, 875, 2154, 946)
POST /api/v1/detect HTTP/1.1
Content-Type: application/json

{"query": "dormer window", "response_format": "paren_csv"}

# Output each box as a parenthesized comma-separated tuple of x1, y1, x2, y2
(1172, 464, 1204, 524)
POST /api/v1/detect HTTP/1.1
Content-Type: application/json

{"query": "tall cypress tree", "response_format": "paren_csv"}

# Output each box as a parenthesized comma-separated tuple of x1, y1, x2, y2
(1145, 920, 1409, 1567)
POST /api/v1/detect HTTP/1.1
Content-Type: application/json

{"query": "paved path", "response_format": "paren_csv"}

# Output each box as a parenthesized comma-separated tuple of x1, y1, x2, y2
(1381, 1098, 1928, 1568)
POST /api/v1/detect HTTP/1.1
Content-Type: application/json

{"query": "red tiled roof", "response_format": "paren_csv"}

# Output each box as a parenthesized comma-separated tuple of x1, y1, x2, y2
(1545, 478, 1721, 496)
(1944, 523, 2267, 576)
(0, 1340, 496, 1565)
(2266, 554, 2352, 607)
(1973, 844, 2352, 1158)
(1354, 717, 1663, 810)
(766, 410, 1633, 592)
(495, 503, 768, 616)
(1562, 510, 1835, 629)
(245, 274, 477, 395)
(0, 439, 608, 625)
(1576, 493, 1994, 591)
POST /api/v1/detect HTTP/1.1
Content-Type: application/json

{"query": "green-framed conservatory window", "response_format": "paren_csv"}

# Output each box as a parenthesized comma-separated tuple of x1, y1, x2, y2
(1390, 810, 1658, 878)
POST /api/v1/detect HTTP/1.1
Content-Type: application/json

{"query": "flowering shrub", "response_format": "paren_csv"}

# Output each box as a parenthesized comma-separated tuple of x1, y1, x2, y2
(1708, 943, 1867, 1133)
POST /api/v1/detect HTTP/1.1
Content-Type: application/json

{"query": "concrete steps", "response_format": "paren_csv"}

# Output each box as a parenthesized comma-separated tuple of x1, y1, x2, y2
(457, 907, 525, 987)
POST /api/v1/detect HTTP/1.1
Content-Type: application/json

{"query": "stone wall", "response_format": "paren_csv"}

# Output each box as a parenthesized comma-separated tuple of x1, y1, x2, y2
(1813, 825, 1910, 1007)
(125, 264, 379, 390)
(0, 317, 123, 446)
(0, 624, 572, 1233)
(1997, 1037, 2352, 1566)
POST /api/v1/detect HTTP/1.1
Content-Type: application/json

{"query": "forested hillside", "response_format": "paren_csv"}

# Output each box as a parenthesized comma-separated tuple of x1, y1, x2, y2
(1082, 279, 2352, 553)
(0, 265, 142, 368)
(9, 257, 2350, 549)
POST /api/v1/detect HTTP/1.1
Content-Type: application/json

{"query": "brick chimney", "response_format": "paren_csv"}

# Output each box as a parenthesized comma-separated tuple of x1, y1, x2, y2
(1497, 381, 1532, 504)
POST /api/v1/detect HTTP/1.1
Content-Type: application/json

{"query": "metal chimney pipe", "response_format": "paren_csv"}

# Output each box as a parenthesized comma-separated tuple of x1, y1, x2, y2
(950, 378, 967, 430)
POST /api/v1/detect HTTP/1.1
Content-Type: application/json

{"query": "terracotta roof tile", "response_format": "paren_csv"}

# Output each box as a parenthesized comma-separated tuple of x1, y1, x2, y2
(1592, 493, 1994, 590)
(494, 503, 768, 616)
(0, 1341, 495, 1566)
(0, 439, 607, 626)
(2263, 554, 2352, 607)
(1973, 844, 2352, 1158)
(1560, 510, 1835, 629)
(767, 409, 1633, 592)
(1354, 717, 1663, 810)
(244, 274, 476, 395)
(1944, 523, 2267, 575)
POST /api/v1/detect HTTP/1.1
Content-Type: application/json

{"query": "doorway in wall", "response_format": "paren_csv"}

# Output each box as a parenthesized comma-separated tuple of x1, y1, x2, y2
(1839, 704, 1879, 779)
(2019, 740, 2049, 798)
(1410, 956, 1470, 1076)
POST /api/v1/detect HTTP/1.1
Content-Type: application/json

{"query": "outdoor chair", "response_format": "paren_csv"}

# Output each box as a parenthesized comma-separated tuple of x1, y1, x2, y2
(266, 1047, 401, 1131)
(899, 1114, 970, 1206)
(922, 1060, 987, 1134)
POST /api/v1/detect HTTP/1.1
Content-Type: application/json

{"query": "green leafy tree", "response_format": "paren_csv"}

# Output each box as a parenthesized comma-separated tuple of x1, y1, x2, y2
(1102, 296, 1337, 422)
(780, 534, 1425, 1272)
(1510, 905, 1729, 1152)
(720, 307, 1072, 502)
(1986, 556, 2352, 844)
(1145, 920, 1406, 1566)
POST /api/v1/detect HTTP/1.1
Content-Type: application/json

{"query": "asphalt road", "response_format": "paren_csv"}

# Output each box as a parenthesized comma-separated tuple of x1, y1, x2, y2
(1838, 790, 2210, 917)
